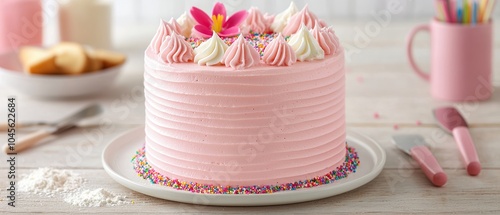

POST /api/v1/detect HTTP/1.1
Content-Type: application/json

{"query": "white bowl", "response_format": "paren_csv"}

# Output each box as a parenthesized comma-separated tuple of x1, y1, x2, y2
(0, 50, 123, 98)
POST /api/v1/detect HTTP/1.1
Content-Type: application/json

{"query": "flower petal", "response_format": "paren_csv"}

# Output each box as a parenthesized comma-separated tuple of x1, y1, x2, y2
(190, 6, 212, 27)
(223, 10, 248, 29)
(193, 25, 213, 38)
(212, 2, 227, 19)
(218, 26, 241, 37)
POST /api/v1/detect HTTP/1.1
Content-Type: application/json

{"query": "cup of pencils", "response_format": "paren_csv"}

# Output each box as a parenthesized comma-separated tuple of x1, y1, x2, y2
(406, 0, 496, 102)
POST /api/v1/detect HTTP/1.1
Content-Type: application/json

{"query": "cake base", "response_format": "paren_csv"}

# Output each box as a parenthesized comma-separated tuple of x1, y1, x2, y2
(102, 126, 386, 206)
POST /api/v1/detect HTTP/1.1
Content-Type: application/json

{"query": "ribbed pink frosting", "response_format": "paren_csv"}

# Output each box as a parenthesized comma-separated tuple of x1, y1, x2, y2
(282, 5, 326, 36)
(159, 32, 194, 64)
(149, 19, 182, 54)
(222, 35, 260, 70)
(311, 22, 340, 55)
(144, 46, 346, 187)
(244, 7, 268, 33)
(262, 33, 297, 66)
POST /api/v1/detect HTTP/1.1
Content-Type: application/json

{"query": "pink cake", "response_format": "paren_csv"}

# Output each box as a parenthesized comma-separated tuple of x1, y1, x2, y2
(141, 2, 350, 190)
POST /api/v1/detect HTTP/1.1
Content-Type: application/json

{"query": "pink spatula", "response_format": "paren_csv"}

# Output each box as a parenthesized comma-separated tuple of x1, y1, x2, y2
(434, 107, 481, 176)
(392, 134, 447, 187)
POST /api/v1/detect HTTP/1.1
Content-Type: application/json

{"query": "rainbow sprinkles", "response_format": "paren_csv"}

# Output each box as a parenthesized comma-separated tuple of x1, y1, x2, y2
(132, 146, 359, 194)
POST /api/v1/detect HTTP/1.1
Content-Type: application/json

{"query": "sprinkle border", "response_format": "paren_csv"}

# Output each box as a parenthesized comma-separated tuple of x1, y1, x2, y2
(132, 144, 359, 195)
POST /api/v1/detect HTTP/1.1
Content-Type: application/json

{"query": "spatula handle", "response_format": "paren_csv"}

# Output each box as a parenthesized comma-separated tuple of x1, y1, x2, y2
(410, 145, 447, 187)
(453, 126, 481, 176)
(2, 130, 52, 154)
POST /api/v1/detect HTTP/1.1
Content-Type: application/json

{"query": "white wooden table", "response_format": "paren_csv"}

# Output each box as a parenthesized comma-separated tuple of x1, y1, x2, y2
(1, 20, 499, 214)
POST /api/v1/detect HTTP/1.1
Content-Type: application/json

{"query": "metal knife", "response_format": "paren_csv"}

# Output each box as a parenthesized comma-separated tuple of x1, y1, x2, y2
(2, 104, 103, 154)
(392, 134, 448, 187)
(0, 121, 46, 131)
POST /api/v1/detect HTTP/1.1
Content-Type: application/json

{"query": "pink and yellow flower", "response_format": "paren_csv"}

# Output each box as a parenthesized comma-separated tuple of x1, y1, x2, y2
(190, 2, 248, 38)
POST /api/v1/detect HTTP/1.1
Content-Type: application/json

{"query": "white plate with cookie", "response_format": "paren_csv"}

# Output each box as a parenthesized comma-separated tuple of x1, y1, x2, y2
(0, 43, 126, 98)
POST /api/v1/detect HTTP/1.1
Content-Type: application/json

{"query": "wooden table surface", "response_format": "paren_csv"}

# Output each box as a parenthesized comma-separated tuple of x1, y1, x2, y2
(1, 20, 500, 214)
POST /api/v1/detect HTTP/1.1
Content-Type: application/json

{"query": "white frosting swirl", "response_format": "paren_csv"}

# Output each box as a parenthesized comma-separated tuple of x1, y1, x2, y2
(176, 11, 195, 38)
(194, 31, 228, 66)
(271, 1, 299, 33)
(288, 25, 325, 61)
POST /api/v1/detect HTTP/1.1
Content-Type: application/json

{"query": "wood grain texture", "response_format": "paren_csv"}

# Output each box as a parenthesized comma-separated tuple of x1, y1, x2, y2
(1, 21, 499, 213)
(1, 169, 499, 214)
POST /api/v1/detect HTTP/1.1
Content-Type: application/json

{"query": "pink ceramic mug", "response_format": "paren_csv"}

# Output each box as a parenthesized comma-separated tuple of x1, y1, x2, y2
(406, 19, 493, 102)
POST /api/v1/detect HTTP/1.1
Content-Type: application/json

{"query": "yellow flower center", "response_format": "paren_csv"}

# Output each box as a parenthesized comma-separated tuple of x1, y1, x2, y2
(211, 14, 224, 33)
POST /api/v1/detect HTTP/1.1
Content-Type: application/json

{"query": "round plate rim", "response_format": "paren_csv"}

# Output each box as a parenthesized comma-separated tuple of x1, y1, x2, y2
(102, 126, 386, 206)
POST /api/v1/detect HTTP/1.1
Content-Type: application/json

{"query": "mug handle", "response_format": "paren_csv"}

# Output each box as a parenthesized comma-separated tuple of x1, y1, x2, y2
(406, 24, 431, 81)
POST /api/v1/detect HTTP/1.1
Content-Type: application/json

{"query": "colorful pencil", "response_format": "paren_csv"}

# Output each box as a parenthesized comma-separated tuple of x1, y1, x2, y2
(450, 0, 458, 22)
(479, 0, 488, 22)
(483, 0, 496, 23)
(463, 0, 469, 23)
(443, 0, 453, 22)
(436, 0, 446, 21)
(458, 0, 464, 23)
(436, 0, 495, 24)
(472, 0, 478, 25)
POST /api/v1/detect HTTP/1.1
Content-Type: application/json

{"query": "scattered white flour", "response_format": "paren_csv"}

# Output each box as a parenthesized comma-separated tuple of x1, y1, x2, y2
(19, 167, 86, 197)
(64, 188, 128, 207)
(19, 168, 129, 207)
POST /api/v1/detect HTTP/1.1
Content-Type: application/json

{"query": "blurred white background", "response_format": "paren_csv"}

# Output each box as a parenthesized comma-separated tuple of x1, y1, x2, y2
(41, 0, 499, 49)
(112, 0, 500, 24)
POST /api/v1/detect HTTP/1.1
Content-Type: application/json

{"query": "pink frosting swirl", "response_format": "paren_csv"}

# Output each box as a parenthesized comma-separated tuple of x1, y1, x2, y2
(244, 7, 270, 34)
(262, 33, 297, 66)
(310, 22, 340, 55)
(264, 12, 275, 27)
(149, 19, 182, 54)
(168, 18, 183, 36)
(159, 32, 194, 64)
(222, 35, 260, 70)
(282, 5, 326, 36)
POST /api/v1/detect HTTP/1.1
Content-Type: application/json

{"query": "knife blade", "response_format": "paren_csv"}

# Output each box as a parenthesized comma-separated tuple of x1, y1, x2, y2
(433, 107, 481, 176)
(392, 134, 447, 187)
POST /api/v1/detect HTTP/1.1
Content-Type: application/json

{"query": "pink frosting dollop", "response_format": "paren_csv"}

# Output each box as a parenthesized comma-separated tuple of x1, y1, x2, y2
(159, 32, 194, 64)
(149, 19, 182, 54)
(168, 18, 183, 36)
(264, 13, 275, 27)
(222, 35, 260, 70)
(282, 5, 326, 36)
(262, 33, 297, 66)
(310, 22, 340, 55)
(244, 7, 271, 34)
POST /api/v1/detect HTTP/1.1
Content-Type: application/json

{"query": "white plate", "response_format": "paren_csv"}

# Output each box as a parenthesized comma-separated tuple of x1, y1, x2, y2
(0, 50, 123, 98)
(102, 126, 386, 206)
